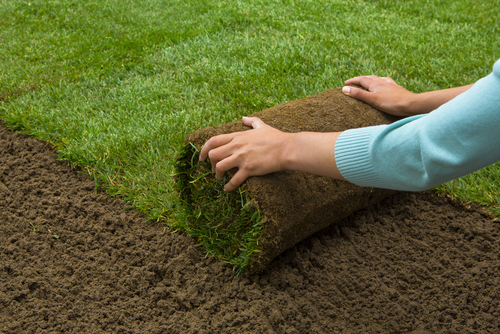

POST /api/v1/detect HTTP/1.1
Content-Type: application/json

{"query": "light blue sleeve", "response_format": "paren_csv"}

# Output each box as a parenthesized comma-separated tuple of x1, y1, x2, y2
(335, 59, 500, 191)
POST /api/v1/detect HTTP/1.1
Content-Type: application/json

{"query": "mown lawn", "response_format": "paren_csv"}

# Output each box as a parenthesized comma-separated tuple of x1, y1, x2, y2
(1, 0, 499, 225)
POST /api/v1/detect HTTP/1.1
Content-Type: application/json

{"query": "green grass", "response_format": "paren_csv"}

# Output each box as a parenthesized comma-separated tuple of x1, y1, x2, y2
(437, 162, 500, 218)
(1, 0, 499, 266)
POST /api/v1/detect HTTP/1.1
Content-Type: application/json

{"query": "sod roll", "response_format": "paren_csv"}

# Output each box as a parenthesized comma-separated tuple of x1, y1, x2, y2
(175, 87, 398, 275)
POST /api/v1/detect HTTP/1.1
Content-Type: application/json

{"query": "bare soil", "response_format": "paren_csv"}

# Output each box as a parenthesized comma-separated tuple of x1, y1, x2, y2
(1, 123, 499, 334)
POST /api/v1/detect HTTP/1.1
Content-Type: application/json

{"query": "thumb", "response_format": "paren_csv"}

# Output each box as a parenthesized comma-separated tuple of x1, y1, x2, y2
(242, 116, 266, 129)
(342, 86, 373, 104)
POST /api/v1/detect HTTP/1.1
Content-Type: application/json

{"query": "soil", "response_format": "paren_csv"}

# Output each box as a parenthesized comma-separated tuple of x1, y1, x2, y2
(1, 122, 500, 334)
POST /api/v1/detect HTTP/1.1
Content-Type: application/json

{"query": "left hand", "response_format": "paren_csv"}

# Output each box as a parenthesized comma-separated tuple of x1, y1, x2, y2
(199, 117, 291, 191)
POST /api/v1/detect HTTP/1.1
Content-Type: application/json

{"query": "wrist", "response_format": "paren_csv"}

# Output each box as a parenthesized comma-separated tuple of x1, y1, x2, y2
(279, 132, 297, 172)
(409, 84, 474, 115)
(278, 132, 345, 180)
(399, 92, 423, 117)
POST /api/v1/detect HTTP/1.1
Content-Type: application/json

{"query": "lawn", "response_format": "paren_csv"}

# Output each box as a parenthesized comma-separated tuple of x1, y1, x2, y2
(1, 0, 499, 227)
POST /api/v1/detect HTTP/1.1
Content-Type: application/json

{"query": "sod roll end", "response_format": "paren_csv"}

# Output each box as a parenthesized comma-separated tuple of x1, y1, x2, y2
(175, 87, 398, 275)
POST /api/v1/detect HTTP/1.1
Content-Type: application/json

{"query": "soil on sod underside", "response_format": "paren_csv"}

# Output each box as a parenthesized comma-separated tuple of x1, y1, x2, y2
(1, 123, 499, 334)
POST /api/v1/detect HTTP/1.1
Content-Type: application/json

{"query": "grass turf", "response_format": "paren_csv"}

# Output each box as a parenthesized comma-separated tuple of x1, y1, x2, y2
(174, 143, 263, 274)
(1, 0, 499, 268)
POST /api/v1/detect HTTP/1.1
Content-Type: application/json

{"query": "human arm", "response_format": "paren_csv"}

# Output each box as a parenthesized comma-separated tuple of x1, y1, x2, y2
(336, 59, 500, 190)
(199, 117, 345, 191)
(342, 75, 473, 116)
(201, 60, 500, 192)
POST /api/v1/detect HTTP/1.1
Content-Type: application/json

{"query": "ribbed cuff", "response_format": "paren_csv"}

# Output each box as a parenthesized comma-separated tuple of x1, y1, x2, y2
(335, 126, 387, 188)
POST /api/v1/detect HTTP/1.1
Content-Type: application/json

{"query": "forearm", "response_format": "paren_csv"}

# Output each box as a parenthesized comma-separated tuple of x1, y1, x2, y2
(282, 132, 346, 180)
(199, 118, 346, 191)
(406, 84, 473, 115)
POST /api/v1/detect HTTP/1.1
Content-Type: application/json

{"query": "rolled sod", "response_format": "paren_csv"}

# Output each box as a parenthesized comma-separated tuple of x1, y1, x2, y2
(175, 87, 398, 275)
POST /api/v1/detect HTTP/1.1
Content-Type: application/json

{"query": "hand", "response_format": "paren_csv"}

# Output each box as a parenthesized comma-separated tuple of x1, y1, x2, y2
(199, 117, 290, 191)
(342, 75, 417, 117)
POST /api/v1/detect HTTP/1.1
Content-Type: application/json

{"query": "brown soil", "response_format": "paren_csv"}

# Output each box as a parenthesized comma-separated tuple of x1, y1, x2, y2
(1, 123, 500, 334)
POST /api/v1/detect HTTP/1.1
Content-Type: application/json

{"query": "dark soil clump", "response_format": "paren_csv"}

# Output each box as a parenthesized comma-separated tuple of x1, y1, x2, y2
(1, 123, 499, 333)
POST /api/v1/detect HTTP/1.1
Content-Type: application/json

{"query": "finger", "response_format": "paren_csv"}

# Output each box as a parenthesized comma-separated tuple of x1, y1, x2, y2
(344, 75, 382, 85)
(208, 143, 240, 175)
(342, 86, 374, 104)
(242, 116, 266, 129)
(344, 76, 365, 85)
(224, 169, 249, 191)
(214, 154, 238, 180)
(207, 140, 237, 163)
(345, 76, 380, 92)
(199, 134, 234, 161)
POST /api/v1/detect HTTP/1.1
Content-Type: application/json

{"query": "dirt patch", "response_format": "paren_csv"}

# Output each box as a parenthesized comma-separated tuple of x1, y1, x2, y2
(1, 123, 499, 333)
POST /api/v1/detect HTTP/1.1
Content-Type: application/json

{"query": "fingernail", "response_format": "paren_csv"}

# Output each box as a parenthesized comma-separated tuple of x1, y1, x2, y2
(342, 86, 350, 95)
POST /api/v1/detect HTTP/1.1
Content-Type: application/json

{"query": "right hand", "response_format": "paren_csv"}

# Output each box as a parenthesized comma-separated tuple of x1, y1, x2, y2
(343, 75, 417, 117)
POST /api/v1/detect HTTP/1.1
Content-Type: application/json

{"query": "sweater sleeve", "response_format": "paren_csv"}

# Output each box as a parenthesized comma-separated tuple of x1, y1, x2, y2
(335, 59, 500, 191)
